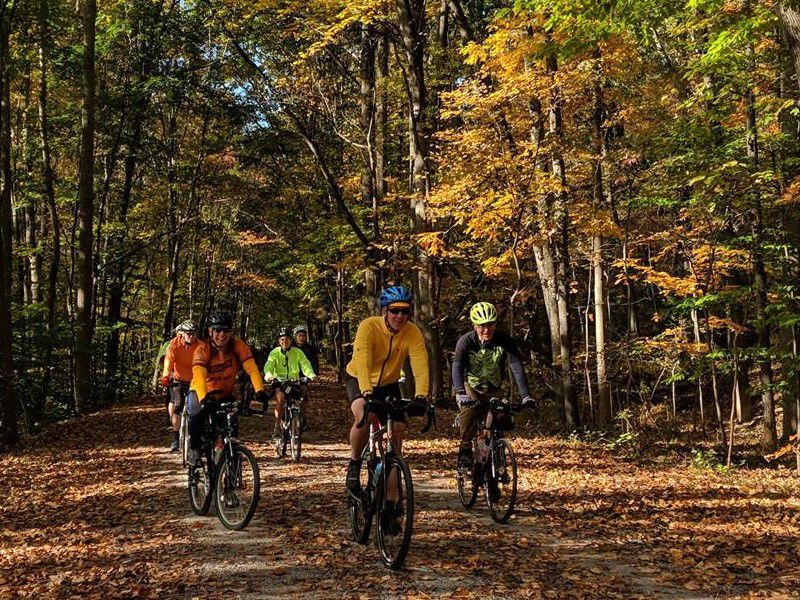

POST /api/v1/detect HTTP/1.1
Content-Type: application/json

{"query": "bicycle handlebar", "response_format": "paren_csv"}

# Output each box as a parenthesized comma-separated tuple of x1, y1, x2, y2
(355, 396, 411, 429)
(459, 397, 527, 413)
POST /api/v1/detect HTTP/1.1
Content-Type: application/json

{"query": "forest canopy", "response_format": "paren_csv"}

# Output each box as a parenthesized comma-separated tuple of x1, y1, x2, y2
(2, 0, 800, 460)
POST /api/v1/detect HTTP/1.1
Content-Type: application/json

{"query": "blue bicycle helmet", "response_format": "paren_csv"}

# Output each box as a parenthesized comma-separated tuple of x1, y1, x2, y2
(379, 285, 413, 308)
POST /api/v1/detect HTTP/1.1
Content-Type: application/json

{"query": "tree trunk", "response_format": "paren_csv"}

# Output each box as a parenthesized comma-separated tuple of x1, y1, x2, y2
(591, 49, 611, 426)
(74, 0, 96, 414)
(546, 44, 578, 428)
(396, 0, 442, 401)
(21, 64, 40, 304)
(38, 0, 60, 406)
(0, 4, 18, 448)
(162, 107, 179, 339)
(745, 56, 777, 450)
(776, 4, 800, 99)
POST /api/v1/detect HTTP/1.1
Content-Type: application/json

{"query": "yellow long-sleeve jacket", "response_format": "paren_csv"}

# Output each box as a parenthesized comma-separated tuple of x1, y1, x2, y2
(345, 316, 429, 396)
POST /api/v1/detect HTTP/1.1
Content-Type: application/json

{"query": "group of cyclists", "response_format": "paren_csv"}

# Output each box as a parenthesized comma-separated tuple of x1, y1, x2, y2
(159, 284, 536, 533)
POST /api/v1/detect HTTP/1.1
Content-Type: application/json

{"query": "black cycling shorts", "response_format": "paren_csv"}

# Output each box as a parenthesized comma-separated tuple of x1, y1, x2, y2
(345, 375, 406, 425)
(169, 381, 190, 412)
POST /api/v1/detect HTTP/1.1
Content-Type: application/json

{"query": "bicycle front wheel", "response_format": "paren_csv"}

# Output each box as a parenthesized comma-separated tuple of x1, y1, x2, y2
(456, 439, 479, 509)
(179, 413, 189, 468)
(188, 457, 213, 516)
(215, 445, 260, 530)
(275, 418, 288, 458)
(376, 456, 414, 570)
(348, 446, 373, 544)
(290, 410, 302, 461)
(486, 438, 517, 524)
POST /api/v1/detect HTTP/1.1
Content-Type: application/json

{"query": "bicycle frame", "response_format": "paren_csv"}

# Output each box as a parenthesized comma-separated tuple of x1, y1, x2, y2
(360, 397, 406, 513)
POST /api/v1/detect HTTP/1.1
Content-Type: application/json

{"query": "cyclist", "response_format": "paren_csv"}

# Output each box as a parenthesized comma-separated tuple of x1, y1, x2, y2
(186, 311, 267, 466)
(293, 325, 319, 378)
(453, 302, 536, 479)
(344, 285, 430, 508)
(263, 327, 317, 442)
(159, 320, 199, 452)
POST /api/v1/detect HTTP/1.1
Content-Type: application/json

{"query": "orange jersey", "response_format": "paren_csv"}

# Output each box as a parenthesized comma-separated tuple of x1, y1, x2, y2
(191, 338, 255, 397)
(162, 336, 199, 383)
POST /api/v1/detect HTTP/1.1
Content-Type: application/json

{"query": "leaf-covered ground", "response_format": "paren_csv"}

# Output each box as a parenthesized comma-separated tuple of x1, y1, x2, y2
(1, 372, 799, 599)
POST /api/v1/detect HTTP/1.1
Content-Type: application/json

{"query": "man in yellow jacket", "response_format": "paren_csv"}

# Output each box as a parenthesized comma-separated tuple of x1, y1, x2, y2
(344, 285, 430, 497)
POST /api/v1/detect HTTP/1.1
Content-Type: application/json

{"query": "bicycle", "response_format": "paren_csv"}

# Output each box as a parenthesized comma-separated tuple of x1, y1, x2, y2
(273, 378, 307, 461)
(347, 396, 435, 570)
(456, 397, 522, 524)
(187, 392, 261, 530)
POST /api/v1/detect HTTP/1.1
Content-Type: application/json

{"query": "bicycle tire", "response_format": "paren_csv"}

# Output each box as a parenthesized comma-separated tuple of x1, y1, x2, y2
(456, 438, 480, 509)
(179, 413, 189, 468)
(486, 438, 517, 524)
(290, 410, 302, 461)
(188, 456, 213, 516)
(348, 446, 373, 544)
(215, 445, 260, 530)
(376, 455, 414, 570)
(275, 417, 288, 458)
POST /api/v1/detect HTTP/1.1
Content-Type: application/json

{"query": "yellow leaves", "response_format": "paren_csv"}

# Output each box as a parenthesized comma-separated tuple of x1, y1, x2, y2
(415, 231, 447, 257)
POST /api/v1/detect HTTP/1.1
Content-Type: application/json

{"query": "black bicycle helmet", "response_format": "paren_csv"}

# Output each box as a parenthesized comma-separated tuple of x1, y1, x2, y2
(278, 326, 292, 338)
(208, 311, 233, 330)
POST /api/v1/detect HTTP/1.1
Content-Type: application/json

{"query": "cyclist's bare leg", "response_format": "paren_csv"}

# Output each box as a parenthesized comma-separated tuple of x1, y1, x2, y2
(349, 397, 368, 460)
(273, 389, 285, 436)
(169, 403, 180, 432)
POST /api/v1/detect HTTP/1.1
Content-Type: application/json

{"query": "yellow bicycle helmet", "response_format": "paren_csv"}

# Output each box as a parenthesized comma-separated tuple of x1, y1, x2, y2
(469, 302, 497, 325)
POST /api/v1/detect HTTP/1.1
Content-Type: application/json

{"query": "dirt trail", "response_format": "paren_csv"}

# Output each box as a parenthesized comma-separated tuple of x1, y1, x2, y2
(1, 372, 797, 598)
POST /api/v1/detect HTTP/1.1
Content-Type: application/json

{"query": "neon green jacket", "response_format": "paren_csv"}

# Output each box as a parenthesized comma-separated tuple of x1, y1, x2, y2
(264, 346, 316, 382)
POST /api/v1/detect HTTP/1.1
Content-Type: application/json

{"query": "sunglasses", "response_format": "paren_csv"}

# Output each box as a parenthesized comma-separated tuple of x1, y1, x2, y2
(388, 307, 411, 315)
(211, 327, 232, 333)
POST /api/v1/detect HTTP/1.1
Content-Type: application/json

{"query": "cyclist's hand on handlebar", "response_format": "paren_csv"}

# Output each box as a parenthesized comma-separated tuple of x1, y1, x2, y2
(455, 392, 471, 407)
(520, 395, 537, 411)
(159, 376, 170, 388)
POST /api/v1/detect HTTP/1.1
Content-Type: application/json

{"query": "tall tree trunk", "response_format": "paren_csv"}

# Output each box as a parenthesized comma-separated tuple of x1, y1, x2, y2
(591, 49, 611, 426)
(105, 116, 143, 404)
(546, 44, 578, 428)
(529, 94, 562, 404)
(74, 0, 96, 414)
(746, 67, 777, 450)
(0, 3, 18, 448)
(396, 0, 442, 401)
(360, 23, 382, 314)
(21, 64, 40, 304)
(38, 0, 60, 405)
(162, 107, 179, 339)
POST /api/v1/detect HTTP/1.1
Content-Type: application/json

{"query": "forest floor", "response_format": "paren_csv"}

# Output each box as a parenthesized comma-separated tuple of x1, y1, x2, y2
(1, 370, 799, 599)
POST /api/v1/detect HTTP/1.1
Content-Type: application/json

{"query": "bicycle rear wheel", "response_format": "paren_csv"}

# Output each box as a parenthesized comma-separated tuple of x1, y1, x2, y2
(188, 456, 213, 516)
(347, 447, 373, 544)
(486, 438, 517, 524)
(290, 410, 302, 461)
(215, 445, 260, 530)
(376, 456, 414, 570)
